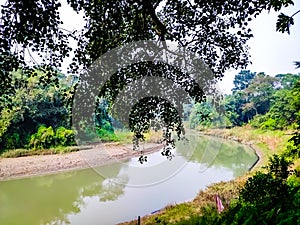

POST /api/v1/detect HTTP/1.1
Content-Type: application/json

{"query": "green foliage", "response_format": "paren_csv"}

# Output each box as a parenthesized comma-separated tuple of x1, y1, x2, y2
(283, 132, 300, 159)
(223, 72, 299, 129)
(244, 72, 278, 115)
(224, 92, 246, 126)
(55, 126, 76, 147)
(189, 102, 213, 129)
(275, 73, 299, 89)
(2, 0, 294, 143)
(188, 99, 229, 130)
(0, 69, 74, 150)
(232, 70, 256, 93)
(29, 125, 76, 150)
(260, 118, 278, 130)
(3, 133, 21, 150)
(249, 75, 300, 130)
(29, 125, 56, 149)
(175, 206, 219, 225)
(224, 71, 277, 125)
(172, 134, 300, 225)
(188, 72, 299, 129)
(218, 143, 299, 225)
(96, 128, 118, 142)
(1, 147, 80, 158)
(147, 203, 198, 225)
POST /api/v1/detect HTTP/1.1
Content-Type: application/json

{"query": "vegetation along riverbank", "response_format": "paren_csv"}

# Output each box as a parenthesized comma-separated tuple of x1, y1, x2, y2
(120, 127, 299, 225)
(121, 71, 300, 224)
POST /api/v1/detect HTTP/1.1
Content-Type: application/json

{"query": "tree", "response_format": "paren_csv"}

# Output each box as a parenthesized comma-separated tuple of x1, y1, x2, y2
(265, 88, 298, 129)
(0, 68, 74, 149)
(275, 73, 300, 89)
(224, 92, 247, 126)
(244, 72, 278, 115)
(225, 70, 257, 125)
(231, 70, 256, 93)
(0, 1, 274, 76)
(189, 101, 214, 129)
(0, 0, 296, 143)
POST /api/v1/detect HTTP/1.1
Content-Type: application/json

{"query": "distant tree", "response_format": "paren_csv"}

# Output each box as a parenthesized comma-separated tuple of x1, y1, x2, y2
(0, 68, 73, 149)
(267, 88, 298, 128)
(275, 73, 300, 89)
(189, 102, 214, 129)
(232, 70, 257, 93)
(244, 72, 278, 115)
(224, 92, 248, 126)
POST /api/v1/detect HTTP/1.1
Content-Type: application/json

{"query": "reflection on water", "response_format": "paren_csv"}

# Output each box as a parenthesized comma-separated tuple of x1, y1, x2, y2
(0, 134, 257, 225)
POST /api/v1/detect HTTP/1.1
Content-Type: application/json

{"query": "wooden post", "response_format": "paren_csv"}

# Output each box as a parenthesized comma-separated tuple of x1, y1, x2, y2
(138, 216, 140, 225)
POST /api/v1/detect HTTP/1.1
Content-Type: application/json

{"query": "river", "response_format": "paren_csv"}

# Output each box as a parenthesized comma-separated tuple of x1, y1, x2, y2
(0, 134, 258, 225)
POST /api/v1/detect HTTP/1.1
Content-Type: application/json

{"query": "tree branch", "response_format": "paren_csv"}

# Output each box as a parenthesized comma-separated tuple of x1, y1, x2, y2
(142, 0, 167, 40)
(291, 9, 300, 18)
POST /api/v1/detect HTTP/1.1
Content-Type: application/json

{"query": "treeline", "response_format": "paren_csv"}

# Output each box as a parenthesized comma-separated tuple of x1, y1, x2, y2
(188, 70, 300, 131)
(181, 70, 300, 224)
(0, 68, 115, 152)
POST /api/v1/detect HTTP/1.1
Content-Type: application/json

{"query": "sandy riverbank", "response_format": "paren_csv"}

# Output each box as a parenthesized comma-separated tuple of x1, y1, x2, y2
(0, 143, 163, 180)
(0, 130, 265, 181)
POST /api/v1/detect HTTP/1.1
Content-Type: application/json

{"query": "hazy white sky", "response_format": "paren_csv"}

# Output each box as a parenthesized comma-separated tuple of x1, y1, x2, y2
(219, 1, 300, 93)
(18, 0, 299, 94)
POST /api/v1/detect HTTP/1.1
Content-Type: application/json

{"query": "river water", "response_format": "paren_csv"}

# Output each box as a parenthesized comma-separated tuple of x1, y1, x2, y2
(0, 134, 258, 225)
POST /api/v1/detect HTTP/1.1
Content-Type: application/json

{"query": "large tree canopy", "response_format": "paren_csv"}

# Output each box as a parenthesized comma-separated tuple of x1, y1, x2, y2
(0, 0, 297, 144)
(0, 0, 279, 76)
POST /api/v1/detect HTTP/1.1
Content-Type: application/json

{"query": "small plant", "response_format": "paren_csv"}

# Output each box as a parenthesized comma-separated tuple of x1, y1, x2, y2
(260, 118, 277, 130)
(29, 125, 55, 149)
(55, 126, 76, 146)
(96, 127, 118, 142)
(4, 133, 21, 149)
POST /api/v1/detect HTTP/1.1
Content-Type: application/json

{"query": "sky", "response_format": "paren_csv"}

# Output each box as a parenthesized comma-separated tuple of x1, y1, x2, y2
(58, 0, 300, 94)
(219, 2, 300, 93)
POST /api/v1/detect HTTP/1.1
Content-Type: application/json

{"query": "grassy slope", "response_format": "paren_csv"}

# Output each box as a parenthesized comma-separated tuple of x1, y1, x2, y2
(120, 126, 294, 225)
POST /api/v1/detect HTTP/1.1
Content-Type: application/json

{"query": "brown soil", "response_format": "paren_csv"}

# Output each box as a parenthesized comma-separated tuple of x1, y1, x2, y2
(0, 143, 163, 180)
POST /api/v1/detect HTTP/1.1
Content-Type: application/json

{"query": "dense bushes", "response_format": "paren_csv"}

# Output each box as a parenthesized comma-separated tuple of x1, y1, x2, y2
(219, 154, 300, 225)
(3, 133, 21, 149)
(29, 125, 75, 149)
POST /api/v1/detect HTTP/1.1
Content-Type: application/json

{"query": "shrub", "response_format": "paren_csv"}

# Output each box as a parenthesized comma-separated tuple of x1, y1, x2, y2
(4, 133, 21, 149)
(260, 118, 277, 130)
(29, 125, 55, 149)
(55, 126, 76, 146)
(28, 125, 76, 149)
(96, 128, 118, 142)
(250, 114, 267, 128)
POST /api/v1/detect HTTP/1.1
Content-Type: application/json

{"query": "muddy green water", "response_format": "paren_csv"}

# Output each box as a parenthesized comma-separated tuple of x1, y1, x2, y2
(0, 135, 258, 225)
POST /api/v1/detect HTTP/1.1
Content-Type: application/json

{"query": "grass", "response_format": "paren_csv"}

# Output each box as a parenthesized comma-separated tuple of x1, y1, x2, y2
(0, 146, 82, 158)
(121, 177, 249, 225)
(121, 203, 198, 225)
